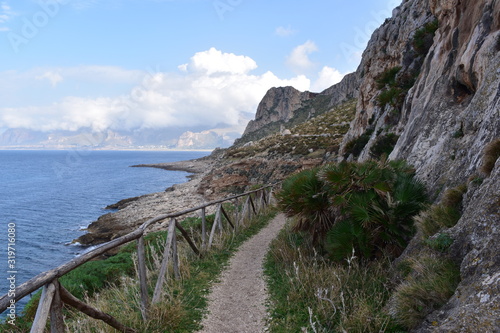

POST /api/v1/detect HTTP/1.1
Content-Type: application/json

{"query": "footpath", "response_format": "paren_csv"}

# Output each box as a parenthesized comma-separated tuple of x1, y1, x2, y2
(196, 214, 287, 333)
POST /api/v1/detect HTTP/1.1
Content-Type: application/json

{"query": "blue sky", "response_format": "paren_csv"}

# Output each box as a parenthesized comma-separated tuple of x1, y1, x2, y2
(0, 0, 401, 134)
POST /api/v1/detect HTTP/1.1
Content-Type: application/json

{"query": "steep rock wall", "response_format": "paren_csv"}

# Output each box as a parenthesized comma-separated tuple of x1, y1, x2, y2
(343, 0, 499, 331)
(242, 86, 314, 136)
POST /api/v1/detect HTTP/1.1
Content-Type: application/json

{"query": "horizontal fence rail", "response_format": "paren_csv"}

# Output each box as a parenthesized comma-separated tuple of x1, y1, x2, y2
(0, 184, 277, 331)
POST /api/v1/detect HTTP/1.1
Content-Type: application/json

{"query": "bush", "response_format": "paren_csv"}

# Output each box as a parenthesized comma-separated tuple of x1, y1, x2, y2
(343, 128, 374, 158)
(376, 66, 402, 89)
(276, 160, 428, 260)
(323, 161, 427, 260)
(276, 168, 332, 243)
(413, 19, 439, 55)
(425, 233, 454, 252)
(370, 133, 399, 159)
(377, 87, 406, 112)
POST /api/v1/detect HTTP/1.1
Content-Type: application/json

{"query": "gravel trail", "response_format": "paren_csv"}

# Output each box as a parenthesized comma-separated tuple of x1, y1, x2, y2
(197, 213, 286, 333)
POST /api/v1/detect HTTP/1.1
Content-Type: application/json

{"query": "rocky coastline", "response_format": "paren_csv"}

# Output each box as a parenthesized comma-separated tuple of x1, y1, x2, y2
(74, 156, 216, 246)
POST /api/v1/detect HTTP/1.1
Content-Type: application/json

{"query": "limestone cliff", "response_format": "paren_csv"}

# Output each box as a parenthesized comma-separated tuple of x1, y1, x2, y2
(340, 0, 499, 331)
(236, 72, 359, 146)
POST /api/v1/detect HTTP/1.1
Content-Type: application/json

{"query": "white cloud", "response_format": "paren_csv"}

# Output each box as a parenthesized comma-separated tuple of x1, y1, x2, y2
(182, 47, 258, 75)
(311, 66, 346, 92)
(36, 72, 64, 87)
(275, 25, 295, 37)
(0, 1, 14, 31)
(0, 49, 311, 133)
(286, 40, 318, 74)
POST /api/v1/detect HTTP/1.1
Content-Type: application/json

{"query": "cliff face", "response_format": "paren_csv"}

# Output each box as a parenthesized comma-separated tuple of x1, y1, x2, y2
(242, 86, 313, 136)
(340, 0, 499, 331)
(237, 73, 359, 146)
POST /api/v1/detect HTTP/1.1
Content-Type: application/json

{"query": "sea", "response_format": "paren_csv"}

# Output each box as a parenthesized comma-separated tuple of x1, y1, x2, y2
(0, 149, 210, 316)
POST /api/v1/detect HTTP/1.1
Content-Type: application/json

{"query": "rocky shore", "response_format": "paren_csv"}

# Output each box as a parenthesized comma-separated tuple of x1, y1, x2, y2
(75, 157, 216, 246)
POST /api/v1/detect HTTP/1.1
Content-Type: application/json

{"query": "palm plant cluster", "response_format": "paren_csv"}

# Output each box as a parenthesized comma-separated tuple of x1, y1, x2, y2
(276, 160, 428, 261)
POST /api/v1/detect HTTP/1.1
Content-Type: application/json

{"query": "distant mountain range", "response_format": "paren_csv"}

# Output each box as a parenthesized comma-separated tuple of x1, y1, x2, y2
(0, 124, 245, 150)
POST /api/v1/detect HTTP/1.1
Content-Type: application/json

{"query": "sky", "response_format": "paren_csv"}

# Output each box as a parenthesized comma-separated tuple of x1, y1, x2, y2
(0, 0, 402, 134)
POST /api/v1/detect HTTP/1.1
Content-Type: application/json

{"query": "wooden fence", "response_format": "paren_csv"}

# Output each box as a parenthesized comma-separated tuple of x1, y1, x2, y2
(0, 185, 276, 332)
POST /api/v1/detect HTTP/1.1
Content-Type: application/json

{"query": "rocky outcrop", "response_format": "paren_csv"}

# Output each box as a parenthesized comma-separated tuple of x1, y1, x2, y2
(320, 72, 359, 108)
(237, 73, 360, 146)
(241, 86, 314, 137)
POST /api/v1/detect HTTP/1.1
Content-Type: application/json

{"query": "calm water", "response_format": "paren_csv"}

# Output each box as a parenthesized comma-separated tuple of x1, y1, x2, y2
(0, 149, 210, 314)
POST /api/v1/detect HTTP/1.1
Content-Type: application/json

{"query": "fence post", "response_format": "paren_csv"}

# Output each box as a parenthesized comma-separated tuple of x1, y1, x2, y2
(50, 280, 65, 333)
(207, 210, 218, 249)
(31, 282, 56, 333)
(201, 207, 207, 249)
(152, 218, 177, 304)
(172, 229, 180, 279)
(136, 236, 149, 321)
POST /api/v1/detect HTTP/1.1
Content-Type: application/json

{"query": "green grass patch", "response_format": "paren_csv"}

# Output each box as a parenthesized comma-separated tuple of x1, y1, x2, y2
(265, 223, 405, 332)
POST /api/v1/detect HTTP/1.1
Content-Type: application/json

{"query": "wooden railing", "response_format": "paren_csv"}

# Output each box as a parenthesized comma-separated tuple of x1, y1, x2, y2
(0, 185, 276, 332)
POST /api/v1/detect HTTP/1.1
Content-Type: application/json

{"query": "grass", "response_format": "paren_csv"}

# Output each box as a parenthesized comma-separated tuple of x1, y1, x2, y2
(264, 223, 404, 333)
(414, 184, 467, 239)
(480, 138, 500, 176)
(390, 254, 460, 329)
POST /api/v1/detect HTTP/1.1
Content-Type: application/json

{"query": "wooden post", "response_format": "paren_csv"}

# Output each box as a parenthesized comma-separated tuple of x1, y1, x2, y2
(215, 204, 223, 234)
(172, 230, 180, 279)
(59, 286, 136, 333)
(207, 211, 219, 249)
(152, 218, 177, 304)
(220, 205, 235, 229)
(242, 196, 251, 224)
(201, 207, 207, 249)
(50, 280, 65, 333)
(136, 236, 149, 321)
(249, 195, 257, 215)
(175, 222, 200, 256)
(233, 198, 240, 230)
(31, 282, 56, 333)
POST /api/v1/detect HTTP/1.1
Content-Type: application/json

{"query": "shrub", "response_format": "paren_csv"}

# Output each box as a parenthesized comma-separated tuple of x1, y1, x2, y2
(413, 19, 439, 55)
(376, 66, 402, 89)
(370, 133, 399, 159)
(275, 168, 332, 243)
(480, 138, 500, 175)
(323, 162, 427, 260)
(343, 128, 374, 158)
(276, 160, 428, 261)
(425, 233, 454, 252)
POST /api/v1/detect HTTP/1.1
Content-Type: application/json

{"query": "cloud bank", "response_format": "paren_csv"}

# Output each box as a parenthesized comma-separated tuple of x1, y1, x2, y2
(0, 48, 344, 133)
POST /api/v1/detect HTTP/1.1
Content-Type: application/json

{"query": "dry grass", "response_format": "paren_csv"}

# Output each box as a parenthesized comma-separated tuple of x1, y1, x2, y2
(389, 254, 460, 329)
(265, 223, 400, 333)
(480, 138, 500, 176)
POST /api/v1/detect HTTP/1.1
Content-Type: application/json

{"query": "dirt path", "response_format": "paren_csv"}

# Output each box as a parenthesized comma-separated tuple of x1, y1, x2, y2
(197, 213, 287, 333)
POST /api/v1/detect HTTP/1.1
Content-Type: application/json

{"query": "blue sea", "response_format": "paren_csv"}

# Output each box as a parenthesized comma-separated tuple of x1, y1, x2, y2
(0, 149, 210, 315)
